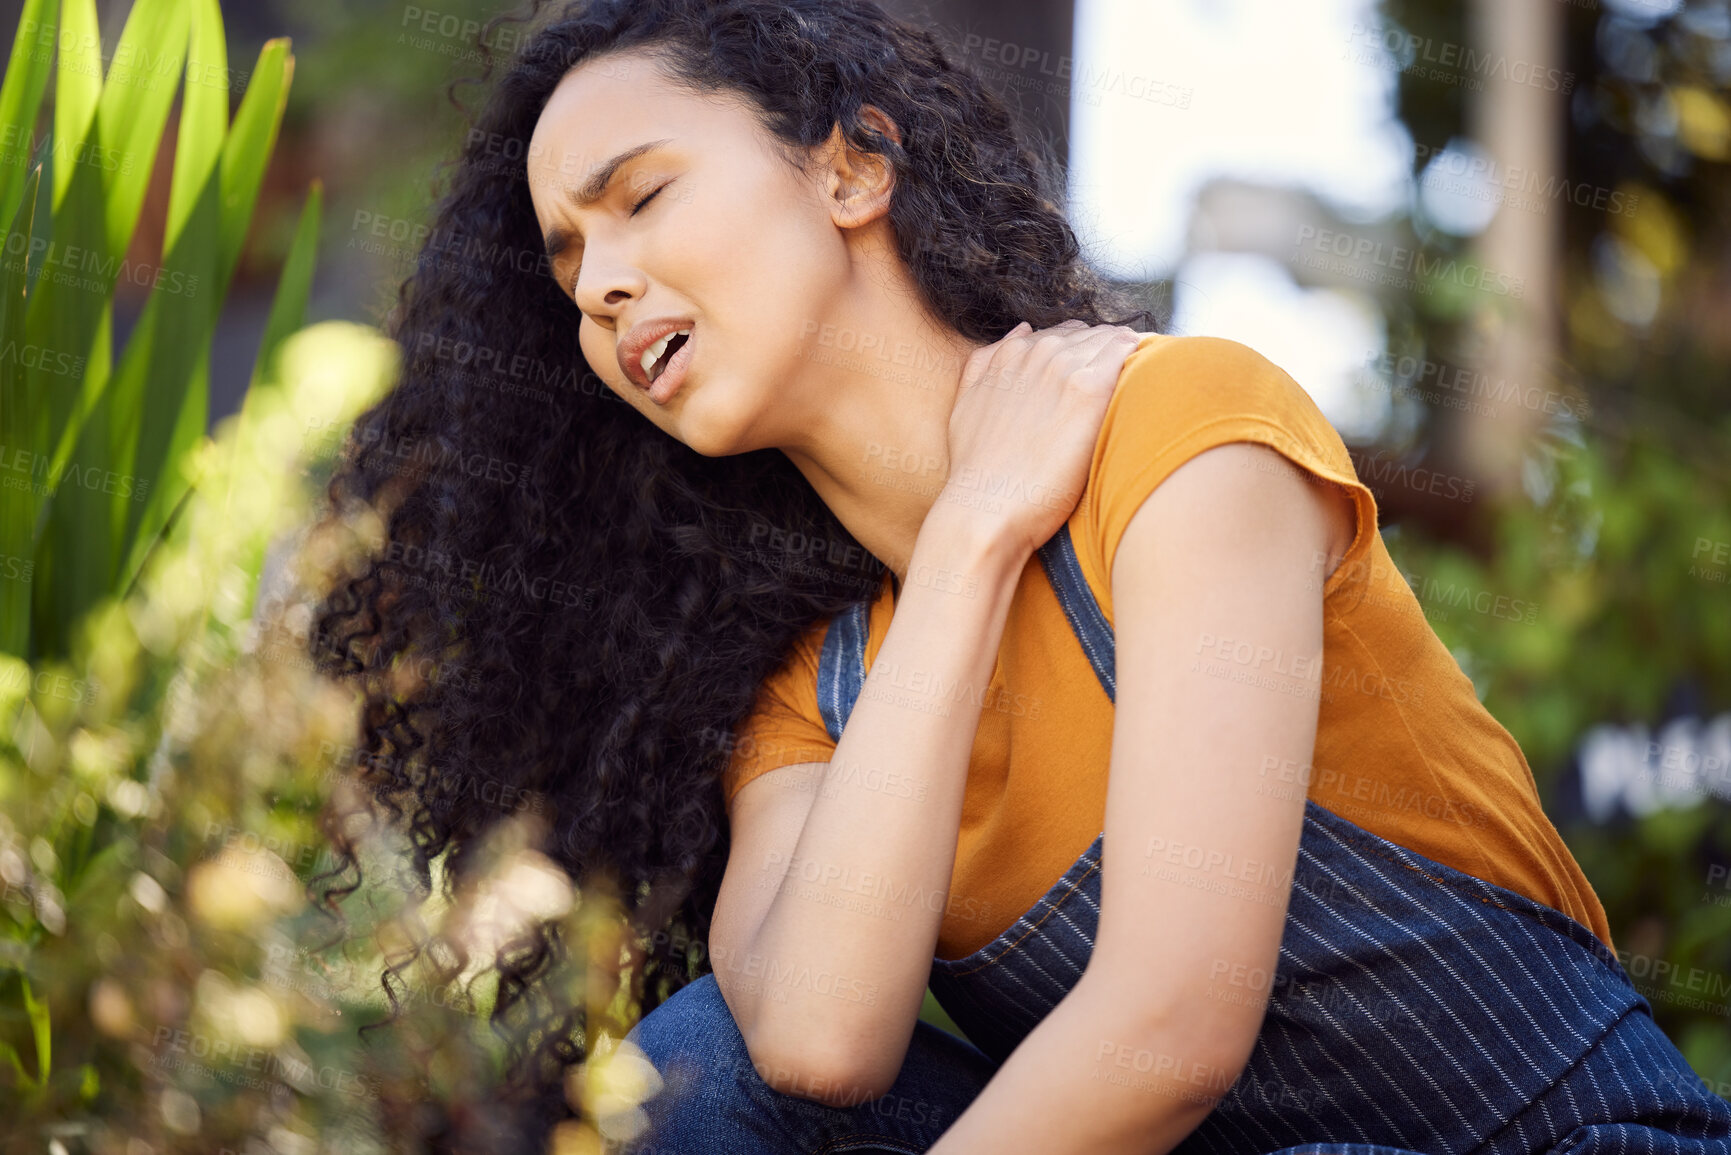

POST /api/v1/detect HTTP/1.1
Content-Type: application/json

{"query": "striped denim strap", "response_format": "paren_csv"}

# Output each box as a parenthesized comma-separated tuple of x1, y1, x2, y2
(1032, 522, 1116, 701)
(812, 525, 1106, 737)
(816, 598, 870, 742)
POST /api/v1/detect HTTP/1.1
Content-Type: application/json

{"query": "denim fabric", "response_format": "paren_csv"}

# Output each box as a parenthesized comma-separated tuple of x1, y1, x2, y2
(621, 972, 996, 1153)
(622, 524, 1731, 1154)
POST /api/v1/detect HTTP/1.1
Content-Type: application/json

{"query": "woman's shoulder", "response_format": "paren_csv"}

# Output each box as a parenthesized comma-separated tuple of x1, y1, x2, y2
(1075, 331, 1382, 618)
(1114, 332, 1326, 424)
(721, 610, 847, 806)
(1099, 332, 1359, 492)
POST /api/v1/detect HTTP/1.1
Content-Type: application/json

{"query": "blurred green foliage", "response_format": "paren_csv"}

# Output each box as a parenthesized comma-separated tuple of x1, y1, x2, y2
(1383, 412, 1731, 1092)
(1, 316, 662, 1151)
(0, 0, 307, 663)
(280, 0, 528, 326)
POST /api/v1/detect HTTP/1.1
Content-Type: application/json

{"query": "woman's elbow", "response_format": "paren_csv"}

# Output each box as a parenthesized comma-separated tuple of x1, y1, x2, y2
(747, 1029, 900, 1108)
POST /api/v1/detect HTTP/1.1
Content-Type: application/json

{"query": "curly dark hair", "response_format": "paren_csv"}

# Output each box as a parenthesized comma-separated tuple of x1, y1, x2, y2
(305, 0, 1158, 1148)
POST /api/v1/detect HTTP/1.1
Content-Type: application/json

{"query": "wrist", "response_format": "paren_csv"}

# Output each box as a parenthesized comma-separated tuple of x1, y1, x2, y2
(912, 499, 1029, 590)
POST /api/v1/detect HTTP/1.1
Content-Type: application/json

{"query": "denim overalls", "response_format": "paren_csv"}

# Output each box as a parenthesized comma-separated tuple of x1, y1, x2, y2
(622, 525, 1731, 1155)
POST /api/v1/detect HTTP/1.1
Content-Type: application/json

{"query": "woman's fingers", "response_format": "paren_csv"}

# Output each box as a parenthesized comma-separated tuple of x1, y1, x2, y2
(940, 320, 1150, 555)
(969, 322, 1136, 395)
(1074, 326, 1145, 381)
(1022, 324, 1141, 394)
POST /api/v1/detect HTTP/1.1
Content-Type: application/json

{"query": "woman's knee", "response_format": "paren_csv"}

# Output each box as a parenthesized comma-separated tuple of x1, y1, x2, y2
(610, 974, 747, 1152)
(625, 972, 751, 1075)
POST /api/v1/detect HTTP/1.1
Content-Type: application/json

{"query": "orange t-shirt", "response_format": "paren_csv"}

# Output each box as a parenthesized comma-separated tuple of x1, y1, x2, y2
(722, 333, 1614, 961)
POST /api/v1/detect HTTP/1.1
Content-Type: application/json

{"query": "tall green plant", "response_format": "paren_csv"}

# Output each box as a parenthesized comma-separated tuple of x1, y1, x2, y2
(0, 0, 327, 1132)
(0, 0, 306, 663)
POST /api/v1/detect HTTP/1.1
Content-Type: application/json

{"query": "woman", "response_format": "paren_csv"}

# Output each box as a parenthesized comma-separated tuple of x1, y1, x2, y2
(308, 0, 1731, 1152)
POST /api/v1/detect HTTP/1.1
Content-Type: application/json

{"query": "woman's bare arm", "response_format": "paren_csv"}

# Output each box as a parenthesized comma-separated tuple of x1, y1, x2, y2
(719, 502, 1025, 1105)
(923, 441, 1353, 1154)
(717, 322, 1144, 1105)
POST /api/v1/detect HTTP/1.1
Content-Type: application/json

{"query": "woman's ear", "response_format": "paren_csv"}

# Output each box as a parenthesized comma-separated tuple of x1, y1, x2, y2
(859, 103, 903, 149)
(822, 104, 902, 228)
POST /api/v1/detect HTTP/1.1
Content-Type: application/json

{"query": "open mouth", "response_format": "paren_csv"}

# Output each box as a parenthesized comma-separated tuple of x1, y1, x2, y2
(646, 331, 691, 385)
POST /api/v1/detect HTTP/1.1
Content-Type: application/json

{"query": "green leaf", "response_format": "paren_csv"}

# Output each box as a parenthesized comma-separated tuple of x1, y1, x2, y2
(105, 0, 226, 586)
(20, 972, 49, 1085)
(0, 164, 42, 657)
(0, 163, 39, 366)
(23, 300, 112, 661)
(251, 179, 322, 392)
(182, 178, 321, 609)
(0, 0, 57, 230)
(160, 0, 222, 255)
(28, 0, 196, 658)
(94, 0, 189, 259)
(215, 38, 293, 297)
(117, 35, 296, 590)
(1, 2, 300, 663)
(0, 1037, 35, 1090)
(21, 0, 112, 660)
(49, 0, 100, 211)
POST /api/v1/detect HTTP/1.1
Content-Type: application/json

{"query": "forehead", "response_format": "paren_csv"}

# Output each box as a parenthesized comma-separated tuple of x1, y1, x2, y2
(526, 50, 749, 193)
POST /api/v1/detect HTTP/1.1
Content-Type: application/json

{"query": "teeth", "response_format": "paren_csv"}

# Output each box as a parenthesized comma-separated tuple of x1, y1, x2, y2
(640, 328, 692, 382)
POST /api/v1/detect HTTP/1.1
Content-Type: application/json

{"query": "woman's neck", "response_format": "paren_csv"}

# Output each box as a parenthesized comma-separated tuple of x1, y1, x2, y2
(773, 256, 989, 584)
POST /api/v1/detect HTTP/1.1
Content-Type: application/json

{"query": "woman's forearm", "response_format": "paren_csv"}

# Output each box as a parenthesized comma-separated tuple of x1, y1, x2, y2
(926, 969, 1228, 1155)
(743, 495, 1026, 1104)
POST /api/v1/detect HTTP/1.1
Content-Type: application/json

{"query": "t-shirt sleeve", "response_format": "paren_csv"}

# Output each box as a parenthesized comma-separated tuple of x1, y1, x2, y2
(1078, 335, 1382, 623)
(720, 616, 838, 810)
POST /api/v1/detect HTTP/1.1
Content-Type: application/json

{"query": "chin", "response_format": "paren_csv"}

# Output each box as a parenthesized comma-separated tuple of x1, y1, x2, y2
(677, 428, 732, 458)
(669, 392, 750, 459)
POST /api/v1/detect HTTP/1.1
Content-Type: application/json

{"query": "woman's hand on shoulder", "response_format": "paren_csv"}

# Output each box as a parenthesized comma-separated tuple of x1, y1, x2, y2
(939, 319, 1145, 559)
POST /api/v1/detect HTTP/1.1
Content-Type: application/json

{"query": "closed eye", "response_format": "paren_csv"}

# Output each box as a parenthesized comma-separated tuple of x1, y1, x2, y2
(631, 183, 666, 215)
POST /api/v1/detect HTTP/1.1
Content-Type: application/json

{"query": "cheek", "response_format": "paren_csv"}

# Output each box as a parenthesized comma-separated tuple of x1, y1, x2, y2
(713, 194, 843, 342)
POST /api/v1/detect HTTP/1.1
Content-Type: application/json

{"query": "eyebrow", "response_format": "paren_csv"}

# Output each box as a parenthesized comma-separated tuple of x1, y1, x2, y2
(541, 138, 675, 264)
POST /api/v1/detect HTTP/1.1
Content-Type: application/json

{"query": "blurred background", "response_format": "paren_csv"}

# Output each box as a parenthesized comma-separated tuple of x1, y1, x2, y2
(1, 0, 1729, 1151)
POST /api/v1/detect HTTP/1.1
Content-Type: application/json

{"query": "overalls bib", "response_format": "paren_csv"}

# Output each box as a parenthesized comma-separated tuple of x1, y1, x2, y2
(625, 524, 1731, 1154)
(623, 526, 1731, 1155)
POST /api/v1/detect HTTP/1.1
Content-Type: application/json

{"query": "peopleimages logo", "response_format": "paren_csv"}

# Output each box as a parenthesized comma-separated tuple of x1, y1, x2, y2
(1361, 352, 1592, 422)
(1, 233, 199, 298)
(1412, 141, 1639, 219)
(1345, 23, 1575, 94)
(1294, 225, 1526, 299)
(0, 338, 85, 379)
(958, 34, 1193, 110)
(0, 123, 133, 174)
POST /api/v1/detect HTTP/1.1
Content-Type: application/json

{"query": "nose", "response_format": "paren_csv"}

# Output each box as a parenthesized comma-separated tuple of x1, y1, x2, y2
(574, 242, 648, 321)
